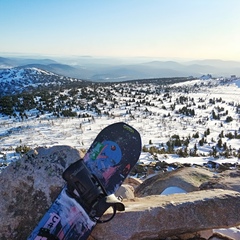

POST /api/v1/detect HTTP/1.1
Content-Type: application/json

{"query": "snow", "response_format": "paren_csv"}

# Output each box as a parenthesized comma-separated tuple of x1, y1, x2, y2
(1, 78, 240, 166)
(213, 228, 240, 239)
(160, 186, 187, 195)
(233, 79, 240, 88)
(0, 67, 56, 83)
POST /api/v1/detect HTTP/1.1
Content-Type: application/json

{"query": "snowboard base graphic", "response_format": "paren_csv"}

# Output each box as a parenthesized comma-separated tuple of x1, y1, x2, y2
(28, 122, 141, 240)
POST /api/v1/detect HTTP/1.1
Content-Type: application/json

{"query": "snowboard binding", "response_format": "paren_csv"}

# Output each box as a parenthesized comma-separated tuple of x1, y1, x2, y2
(62, 159, 125, 223)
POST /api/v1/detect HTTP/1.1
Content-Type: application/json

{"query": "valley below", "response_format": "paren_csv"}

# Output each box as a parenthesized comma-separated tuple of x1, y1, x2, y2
(1, 77, 240, 171)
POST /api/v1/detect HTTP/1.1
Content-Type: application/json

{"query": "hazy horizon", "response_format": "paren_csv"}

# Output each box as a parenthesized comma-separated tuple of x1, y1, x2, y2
(1, 52, 240, 64)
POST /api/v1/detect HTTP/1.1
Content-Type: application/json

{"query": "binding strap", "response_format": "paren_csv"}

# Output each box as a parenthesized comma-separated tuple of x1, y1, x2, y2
(90, 194, 125, 223)
(62, 159, 125, 222)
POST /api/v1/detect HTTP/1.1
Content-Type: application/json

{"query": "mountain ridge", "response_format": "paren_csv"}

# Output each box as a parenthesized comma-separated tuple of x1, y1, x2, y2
(0, 67, 87, 97)
(1, 56, 240, 81)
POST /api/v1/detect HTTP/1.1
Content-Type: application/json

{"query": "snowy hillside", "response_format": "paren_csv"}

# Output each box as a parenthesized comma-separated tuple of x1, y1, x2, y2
(0, 67, 86, 96)
(1, 77, 240, 170)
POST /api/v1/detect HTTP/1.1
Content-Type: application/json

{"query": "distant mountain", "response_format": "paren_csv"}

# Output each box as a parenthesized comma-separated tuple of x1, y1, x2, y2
(91, 62, 190, 81)
(0, 67, 86, 96)
(93, 59, 240, 81)
(185, 59, 240, 68)
(1, 56, 240, 82)
(0, 57, 18, 68)
(19, 63, 92, 79)
(184, 59, 240, 76)
(0, 57, 58, 68)
(16, 58, 58, 65)
(143, 60, 185, 69)
(142, 60, 240, 77)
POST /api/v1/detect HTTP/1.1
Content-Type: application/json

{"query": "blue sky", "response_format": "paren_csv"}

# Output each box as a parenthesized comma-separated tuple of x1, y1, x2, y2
(1, 0, 240, 61)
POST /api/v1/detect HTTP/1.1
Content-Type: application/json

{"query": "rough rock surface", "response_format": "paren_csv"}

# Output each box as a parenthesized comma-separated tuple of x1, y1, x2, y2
(1, 146, 240, 240)
(90, 189, 240, 240)
(115, 184, 135, 200)
(135, 166, 215, 197)
(0, 145, 82, 240)
(124, 176, 143, 189)
(200, 170, 240, 193)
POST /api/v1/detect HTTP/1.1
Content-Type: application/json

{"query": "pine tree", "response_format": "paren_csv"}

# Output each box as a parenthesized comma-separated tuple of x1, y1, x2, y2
(217, 138, 222, 149)
(199, 138, 204, 146)
(219, 130, 224, 138)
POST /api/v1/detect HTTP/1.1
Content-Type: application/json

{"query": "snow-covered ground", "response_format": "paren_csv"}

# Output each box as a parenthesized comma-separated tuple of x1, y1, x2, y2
(1, 113, 239, 167)
(1, 78, 240, 168)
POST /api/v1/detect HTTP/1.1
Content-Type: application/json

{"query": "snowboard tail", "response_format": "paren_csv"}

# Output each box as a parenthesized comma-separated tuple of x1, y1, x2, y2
(28, 122, 141, 240)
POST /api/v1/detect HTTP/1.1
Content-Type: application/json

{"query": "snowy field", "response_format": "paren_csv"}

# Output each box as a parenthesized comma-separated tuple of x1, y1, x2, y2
(1, 78, 240, 168)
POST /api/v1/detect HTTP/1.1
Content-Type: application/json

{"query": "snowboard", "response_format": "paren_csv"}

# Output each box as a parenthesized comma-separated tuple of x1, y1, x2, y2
(28, 122, 142, 240)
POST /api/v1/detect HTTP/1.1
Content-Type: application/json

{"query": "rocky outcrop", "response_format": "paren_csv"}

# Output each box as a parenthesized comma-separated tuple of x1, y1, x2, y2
(115, 177, 143, 200)
(115, 184, 135, 200)
(124, 176, 143, 189)
(0, 145, 82, 240)
(90, 189, 240, 240)
(1, 145, 240, 240)
(200, 170, 240, 193)
(135, 166, 215, 197)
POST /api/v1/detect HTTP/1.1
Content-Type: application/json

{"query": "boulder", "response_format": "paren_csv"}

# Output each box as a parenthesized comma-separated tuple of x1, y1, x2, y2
(90, 189, 240, 240)
(124, 176, 142, 189)
(200, 170, 240, 193)
(218, 170, 240, 192)
(135, 166, 214, 197)
(0, 145, 82, 240)
(115, 184, 135, 200)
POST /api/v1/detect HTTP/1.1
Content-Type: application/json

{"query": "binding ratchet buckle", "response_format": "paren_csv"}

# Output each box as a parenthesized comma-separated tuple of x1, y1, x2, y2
(62, 159, 125, 223)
